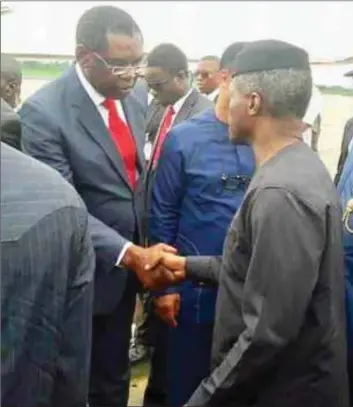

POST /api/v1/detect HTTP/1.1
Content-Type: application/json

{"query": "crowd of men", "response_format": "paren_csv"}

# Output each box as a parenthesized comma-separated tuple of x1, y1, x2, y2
(1, 4, 353, 407)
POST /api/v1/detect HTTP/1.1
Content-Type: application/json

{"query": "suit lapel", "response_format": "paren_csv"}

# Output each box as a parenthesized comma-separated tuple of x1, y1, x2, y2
(173, 89, 198, 126)
(70, 70, 132, 189)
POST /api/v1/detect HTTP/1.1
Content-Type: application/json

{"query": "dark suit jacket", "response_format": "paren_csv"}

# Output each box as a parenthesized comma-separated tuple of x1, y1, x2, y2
(1, 143, 94, 407)
(143, 88, 212, 241)
(335, 117, 353, 185)
(19, 65, 146, 314)
(1, 98, 22, 150)
(146, 98, 167, 144)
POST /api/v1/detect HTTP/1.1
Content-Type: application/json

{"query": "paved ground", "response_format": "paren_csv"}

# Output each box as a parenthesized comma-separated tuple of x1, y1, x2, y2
(21, 80, 353, 405)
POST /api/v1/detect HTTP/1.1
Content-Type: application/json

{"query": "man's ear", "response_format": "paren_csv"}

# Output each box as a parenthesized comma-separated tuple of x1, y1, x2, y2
(75, 44, 91, 65)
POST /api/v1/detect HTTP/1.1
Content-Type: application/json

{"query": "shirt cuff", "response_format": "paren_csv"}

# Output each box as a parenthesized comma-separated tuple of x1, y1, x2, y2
(115, 241, 133, 267)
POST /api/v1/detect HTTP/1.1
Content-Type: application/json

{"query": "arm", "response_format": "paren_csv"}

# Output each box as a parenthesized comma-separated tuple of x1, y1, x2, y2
(52, 207, 94, 406)
(186, 256, 222, 286)
(149, 130, 185, 295)
(19, 101, 128, 272)
(187, 188, 323, 406)
(335, 119, 353, 185)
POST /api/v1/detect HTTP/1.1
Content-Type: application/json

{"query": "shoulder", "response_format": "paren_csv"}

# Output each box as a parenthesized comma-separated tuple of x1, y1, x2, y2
(166, 109, 215, 148)
(193, 89, 213, 110)
(21, 68, 75, 114)
(1, 144, 86, 241)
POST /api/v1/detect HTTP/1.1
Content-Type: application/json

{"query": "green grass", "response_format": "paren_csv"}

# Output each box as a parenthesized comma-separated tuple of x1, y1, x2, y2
(317, 85, 353, 97)
(22, 66, 66, 80)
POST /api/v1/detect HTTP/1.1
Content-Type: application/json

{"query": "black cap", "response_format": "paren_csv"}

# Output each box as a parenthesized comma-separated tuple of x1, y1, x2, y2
(231, 39, 310, 76)
(344, 69, 353, 77)
(220, 42, 247, 70)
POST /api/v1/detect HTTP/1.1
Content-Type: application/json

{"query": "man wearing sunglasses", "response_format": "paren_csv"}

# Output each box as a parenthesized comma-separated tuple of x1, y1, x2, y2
(19, 6, 176, 407)
(194, 55, 221, 103)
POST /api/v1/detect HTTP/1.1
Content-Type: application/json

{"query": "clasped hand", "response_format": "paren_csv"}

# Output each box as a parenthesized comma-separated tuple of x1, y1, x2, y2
(122, 244, 186, 290)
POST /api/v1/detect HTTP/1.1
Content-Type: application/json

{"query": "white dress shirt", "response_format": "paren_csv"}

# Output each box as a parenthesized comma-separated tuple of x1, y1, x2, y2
(207, 88, 219, 103)
(76, 63, 132, 267)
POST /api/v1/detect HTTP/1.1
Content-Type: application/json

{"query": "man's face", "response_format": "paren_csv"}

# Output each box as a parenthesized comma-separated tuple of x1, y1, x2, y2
(228, 80, 257, 144)
(1, 77, 21, 109)
(77, 32, 144, 100)
(194, 59, 220, 95)
(145, 67, 183, 107)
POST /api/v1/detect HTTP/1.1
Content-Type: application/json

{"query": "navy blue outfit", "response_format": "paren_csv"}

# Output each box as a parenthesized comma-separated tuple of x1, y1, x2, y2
(337, 148, 353, 401)
(149, 108, 255, 406)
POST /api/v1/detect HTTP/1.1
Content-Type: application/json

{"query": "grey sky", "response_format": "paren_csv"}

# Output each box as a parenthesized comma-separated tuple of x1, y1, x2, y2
(1, 1, 352, 60)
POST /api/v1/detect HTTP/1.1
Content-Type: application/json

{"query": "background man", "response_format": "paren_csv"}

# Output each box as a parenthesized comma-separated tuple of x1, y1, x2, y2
(148, 42, 254, 406)
(157, 40, 349, 406)
(302, 84, 323, 151)
(1, 142, 94, 407)
(194, 55, 221, 102)
(1, 53, 22, 109)
(19, 6, 174, 406)
(335, 69, 353, 184)
(1, 54, 22, 150)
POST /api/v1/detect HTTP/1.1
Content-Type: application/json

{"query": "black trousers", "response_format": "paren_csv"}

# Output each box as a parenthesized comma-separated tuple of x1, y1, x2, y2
(89, 274, 137, 407)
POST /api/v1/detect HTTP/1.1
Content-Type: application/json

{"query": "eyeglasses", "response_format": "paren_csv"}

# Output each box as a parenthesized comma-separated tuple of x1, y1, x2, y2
(93, 52, 147, 77)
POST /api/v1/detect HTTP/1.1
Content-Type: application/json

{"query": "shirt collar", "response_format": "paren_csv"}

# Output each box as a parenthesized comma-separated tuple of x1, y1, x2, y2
(207, 88, 219, 102)
(75, 63, 105, 107)
(172, 88, 193, 116)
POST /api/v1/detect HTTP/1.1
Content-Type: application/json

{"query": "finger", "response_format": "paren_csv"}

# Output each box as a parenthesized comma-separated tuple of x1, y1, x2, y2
(173, 270, 185, 282)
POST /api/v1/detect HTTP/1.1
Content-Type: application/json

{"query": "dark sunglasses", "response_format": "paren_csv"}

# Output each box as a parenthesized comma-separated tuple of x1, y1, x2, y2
(194, 70, 212, 80)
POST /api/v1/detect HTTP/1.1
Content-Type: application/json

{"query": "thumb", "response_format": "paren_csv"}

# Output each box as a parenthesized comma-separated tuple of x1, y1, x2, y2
(159, 243, 177, 254)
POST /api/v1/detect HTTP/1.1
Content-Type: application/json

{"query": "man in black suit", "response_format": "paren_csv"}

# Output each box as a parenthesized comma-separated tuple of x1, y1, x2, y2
(1, 141, 95, 407)
(1, 54, 22, 150)
(19, 6, 176, 407)
(335, 69, 353, 184)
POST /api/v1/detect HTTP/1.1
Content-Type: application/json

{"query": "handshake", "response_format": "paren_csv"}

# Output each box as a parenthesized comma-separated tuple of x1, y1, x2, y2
(122, 243, 187, 290)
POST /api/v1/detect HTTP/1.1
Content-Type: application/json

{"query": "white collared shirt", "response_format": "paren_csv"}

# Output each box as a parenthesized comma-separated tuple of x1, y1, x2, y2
(75, 63, 127, 124)
(207, 88, 219, 102)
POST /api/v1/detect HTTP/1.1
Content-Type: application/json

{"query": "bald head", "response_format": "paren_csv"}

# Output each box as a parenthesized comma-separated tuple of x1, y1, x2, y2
(1, 54, 22, 108)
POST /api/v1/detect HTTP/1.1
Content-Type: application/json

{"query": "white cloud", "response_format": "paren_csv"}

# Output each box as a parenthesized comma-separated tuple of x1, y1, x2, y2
(1, 1, 352, 60)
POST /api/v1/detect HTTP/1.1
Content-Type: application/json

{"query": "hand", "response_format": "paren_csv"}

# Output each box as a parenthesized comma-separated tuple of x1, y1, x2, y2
(159, 252, 187, 283)
(154, 293, 181, 328)
(122, 243, 177, 290)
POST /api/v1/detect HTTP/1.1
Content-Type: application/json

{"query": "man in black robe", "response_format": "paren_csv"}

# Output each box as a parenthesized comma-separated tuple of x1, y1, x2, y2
(153, 40, 349, 406)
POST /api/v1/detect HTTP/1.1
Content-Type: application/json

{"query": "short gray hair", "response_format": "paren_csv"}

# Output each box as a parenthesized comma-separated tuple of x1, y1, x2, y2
(232, 68, 312, 119)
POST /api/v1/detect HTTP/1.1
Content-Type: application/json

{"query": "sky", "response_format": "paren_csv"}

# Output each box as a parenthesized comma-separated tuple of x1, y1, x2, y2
(1, 1, 353, 61)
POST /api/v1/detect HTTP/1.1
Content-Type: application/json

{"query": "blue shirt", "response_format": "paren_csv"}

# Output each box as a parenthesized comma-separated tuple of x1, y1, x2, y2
(149, 108, 255, 323)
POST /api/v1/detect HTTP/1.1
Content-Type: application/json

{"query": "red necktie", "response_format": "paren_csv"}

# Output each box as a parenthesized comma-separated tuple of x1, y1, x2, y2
(103, 98, 137, 188)
(152, 105, 175, 167)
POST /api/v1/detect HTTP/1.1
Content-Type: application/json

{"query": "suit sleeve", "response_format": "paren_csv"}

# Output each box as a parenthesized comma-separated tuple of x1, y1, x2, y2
(187, 188, 323, 406)
(19, 100, 128, 272)
(149, 129, 186, 296)
(335, 119, 353, 185)
(52, 206, 94, 406)
(185, 256, 222, 286)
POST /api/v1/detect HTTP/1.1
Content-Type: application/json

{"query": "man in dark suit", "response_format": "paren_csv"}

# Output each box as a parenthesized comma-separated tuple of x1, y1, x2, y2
(1, 141, 94, 407)
(335, 69, 353, 185)
(19, 6, 176, 407)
